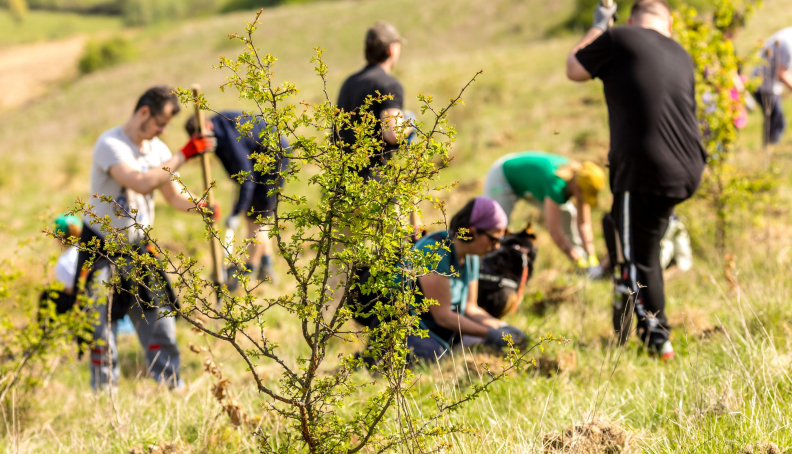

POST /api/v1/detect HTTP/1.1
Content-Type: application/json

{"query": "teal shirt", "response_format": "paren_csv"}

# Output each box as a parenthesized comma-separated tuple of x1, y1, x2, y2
(412, 231, 480, 345)
(501, 151, 570, 205)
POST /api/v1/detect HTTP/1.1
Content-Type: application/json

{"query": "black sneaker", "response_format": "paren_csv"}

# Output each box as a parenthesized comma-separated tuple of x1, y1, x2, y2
(258, 263, 277, 285)
(226, 264, 253, 292)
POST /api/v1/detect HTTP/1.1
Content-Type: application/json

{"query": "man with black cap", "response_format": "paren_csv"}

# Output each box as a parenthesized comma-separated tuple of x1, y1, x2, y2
(565, 0, 707, 360)
(337, 21, 413, 180)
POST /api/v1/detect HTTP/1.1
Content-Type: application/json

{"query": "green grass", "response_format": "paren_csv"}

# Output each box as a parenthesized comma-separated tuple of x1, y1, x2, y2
(2, 0, 792, 452)
(0, 9, 123, 46)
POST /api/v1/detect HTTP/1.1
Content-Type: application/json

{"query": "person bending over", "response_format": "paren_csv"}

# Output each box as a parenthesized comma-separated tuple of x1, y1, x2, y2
(566, 0, 706, 360)
(186, 112, 289, 286)
(81, 86, 217, 389)
(754, 27, 792, 144)
(484, 151, 606, 277)
(407, 197, 527, 360)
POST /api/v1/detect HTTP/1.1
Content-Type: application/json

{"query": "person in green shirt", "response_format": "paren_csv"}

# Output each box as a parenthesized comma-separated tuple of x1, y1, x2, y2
(484, 151, 606, 276)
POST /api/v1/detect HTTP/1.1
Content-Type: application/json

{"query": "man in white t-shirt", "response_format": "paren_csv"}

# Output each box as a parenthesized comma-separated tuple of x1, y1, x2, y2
(755, 27, 792, 144)
(85, 86, 216, 390)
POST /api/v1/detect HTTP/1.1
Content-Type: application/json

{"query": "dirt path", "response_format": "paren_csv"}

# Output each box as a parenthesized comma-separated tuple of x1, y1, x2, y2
(0, 36, 86, 110)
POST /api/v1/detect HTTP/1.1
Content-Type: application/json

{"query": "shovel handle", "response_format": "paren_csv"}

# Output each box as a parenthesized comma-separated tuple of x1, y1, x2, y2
(192, 84, 225, 287)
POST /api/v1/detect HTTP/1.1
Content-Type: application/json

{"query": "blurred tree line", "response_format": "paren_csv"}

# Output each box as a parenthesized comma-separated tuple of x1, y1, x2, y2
(1, 0, 330, 25)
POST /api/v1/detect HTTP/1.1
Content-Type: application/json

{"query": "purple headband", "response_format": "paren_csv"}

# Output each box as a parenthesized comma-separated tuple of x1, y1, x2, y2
(469, 196, 508, 231)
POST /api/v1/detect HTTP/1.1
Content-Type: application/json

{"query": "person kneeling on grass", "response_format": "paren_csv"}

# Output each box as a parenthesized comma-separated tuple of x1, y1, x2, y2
(484, 151, 606, 278)
(406, 196, 528, 361)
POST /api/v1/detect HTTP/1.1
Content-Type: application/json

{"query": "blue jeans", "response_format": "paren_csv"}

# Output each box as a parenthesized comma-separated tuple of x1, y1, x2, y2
(406, 334, 448, 361)
(753, 91, 786, 144)
(87, 259, 182, 389)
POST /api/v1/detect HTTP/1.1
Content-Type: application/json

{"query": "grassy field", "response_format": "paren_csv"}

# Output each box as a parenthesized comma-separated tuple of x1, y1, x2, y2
(0, 9, 123, 46)
(2, 0, 792, 452)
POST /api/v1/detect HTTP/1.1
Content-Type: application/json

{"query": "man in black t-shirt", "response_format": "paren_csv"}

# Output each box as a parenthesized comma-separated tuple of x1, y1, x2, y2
(337, 21, 413, 180)
(566, 0, 707, 360)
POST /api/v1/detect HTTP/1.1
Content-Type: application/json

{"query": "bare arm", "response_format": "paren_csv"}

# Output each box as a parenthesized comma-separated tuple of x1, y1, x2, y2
(380, 108, 413, 145)
(418, 273, 491, 337)
(160, 179, 201, 212)
(108, 154, 185, 196)
(545, 197, 582, 262)
(566, 28, 604, 82)
(463, 280, 503, 329)
(779, 66, 792, 91)
(575, 197, 597, 257)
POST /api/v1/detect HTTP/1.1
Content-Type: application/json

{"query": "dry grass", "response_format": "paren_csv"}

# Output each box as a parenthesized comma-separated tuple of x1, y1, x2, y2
(2, 0, 792, 452)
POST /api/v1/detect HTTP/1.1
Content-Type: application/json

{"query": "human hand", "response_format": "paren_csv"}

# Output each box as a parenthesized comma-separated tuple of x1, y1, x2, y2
(593, 1, 618, 31)
(197, 200, 222, 223)
(180, 133, 217, 160)
(484, 325, 528, 350)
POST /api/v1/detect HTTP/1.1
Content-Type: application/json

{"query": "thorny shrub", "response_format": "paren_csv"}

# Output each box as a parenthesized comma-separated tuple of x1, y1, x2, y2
(70, 9, 566, 454)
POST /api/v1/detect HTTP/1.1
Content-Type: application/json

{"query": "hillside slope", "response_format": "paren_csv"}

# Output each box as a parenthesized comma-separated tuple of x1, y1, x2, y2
(2, 0, 792, 452)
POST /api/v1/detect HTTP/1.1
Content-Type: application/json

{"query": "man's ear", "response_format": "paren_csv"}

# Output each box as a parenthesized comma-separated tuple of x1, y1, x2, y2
(627, 16, 633, 26)
(136, 105, 151, 119)
(667, 15, 674, 34)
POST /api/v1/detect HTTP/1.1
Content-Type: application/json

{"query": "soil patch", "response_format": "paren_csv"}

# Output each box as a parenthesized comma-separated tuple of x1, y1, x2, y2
(739, 442, 782, 454)
(544, 419, 634, 454)
(0, 36, 85, 110)
(128, 442, 189, 454)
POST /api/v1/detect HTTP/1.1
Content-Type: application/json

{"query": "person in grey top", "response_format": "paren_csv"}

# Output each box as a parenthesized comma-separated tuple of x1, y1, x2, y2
(754, 27, 792, 144)
(84, 86, 216, 389)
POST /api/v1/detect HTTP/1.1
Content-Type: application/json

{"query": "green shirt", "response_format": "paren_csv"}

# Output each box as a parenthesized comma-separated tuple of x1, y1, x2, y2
(501, 151, 570, 205)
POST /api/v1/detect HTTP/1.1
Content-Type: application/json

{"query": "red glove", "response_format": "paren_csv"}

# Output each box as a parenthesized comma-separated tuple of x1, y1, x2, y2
(181, 134, 217, 160)
(197, 201, 222, 223)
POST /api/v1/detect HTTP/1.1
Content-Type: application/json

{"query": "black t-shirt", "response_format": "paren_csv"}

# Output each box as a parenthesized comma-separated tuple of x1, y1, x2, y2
(336, 65, 404, 177)
(575, 27, 707, 199)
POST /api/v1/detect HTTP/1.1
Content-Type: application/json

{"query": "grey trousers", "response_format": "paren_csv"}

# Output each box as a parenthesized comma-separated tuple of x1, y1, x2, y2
(87, 260, 182, 389)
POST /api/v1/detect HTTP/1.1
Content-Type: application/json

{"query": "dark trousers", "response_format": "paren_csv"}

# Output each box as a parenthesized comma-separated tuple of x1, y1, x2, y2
(753, 90, 786, 144)
(606, 192, 682, 347)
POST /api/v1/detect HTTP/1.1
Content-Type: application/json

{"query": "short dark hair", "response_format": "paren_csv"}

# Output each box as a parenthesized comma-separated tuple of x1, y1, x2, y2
(630, 0, 671, 19)
(365, 37, 391, 65)
(185, 116, 197, 136)
(448, 198, 477, 242)
(134, 85, 181, 116)
(365, 21, 402, 65)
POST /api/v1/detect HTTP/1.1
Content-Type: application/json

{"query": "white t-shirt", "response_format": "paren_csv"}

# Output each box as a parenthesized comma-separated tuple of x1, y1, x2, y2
(55, 246, 79, 290)
(90, 127, 173, 241)
(760, 27, 792, 95)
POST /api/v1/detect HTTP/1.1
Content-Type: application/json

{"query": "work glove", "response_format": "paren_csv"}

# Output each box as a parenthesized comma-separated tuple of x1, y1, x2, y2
(225, 214, 241, 232)
(593, 1, 618, 31)
(197, 200, 222, 223)
(404, 110, 418, 144)
(181, 133, 217, 161)
(484, 325, 528, 351)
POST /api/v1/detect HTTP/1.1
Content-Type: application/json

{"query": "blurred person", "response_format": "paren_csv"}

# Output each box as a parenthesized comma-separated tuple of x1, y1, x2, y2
(754, 27, 792, 144)
(566, 0, 707, 360)
(185, 112, 289, 287)
(483, 151, 606, 277)
(79, 86, 218, 389)
(336, 21, 414, 180)
(404, 197, 528, 360)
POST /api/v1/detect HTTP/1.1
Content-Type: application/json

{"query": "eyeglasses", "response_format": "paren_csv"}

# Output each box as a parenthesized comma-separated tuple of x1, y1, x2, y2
(480, 231, 503, 246)
(150, 115, 170, 131)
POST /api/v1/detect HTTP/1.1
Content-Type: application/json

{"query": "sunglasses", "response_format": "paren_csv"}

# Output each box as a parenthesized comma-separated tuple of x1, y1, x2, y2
(480, 231, 503, 245)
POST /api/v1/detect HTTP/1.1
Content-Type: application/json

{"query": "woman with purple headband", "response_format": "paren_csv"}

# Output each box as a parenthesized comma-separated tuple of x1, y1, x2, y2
(408, 197, 528, 360)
